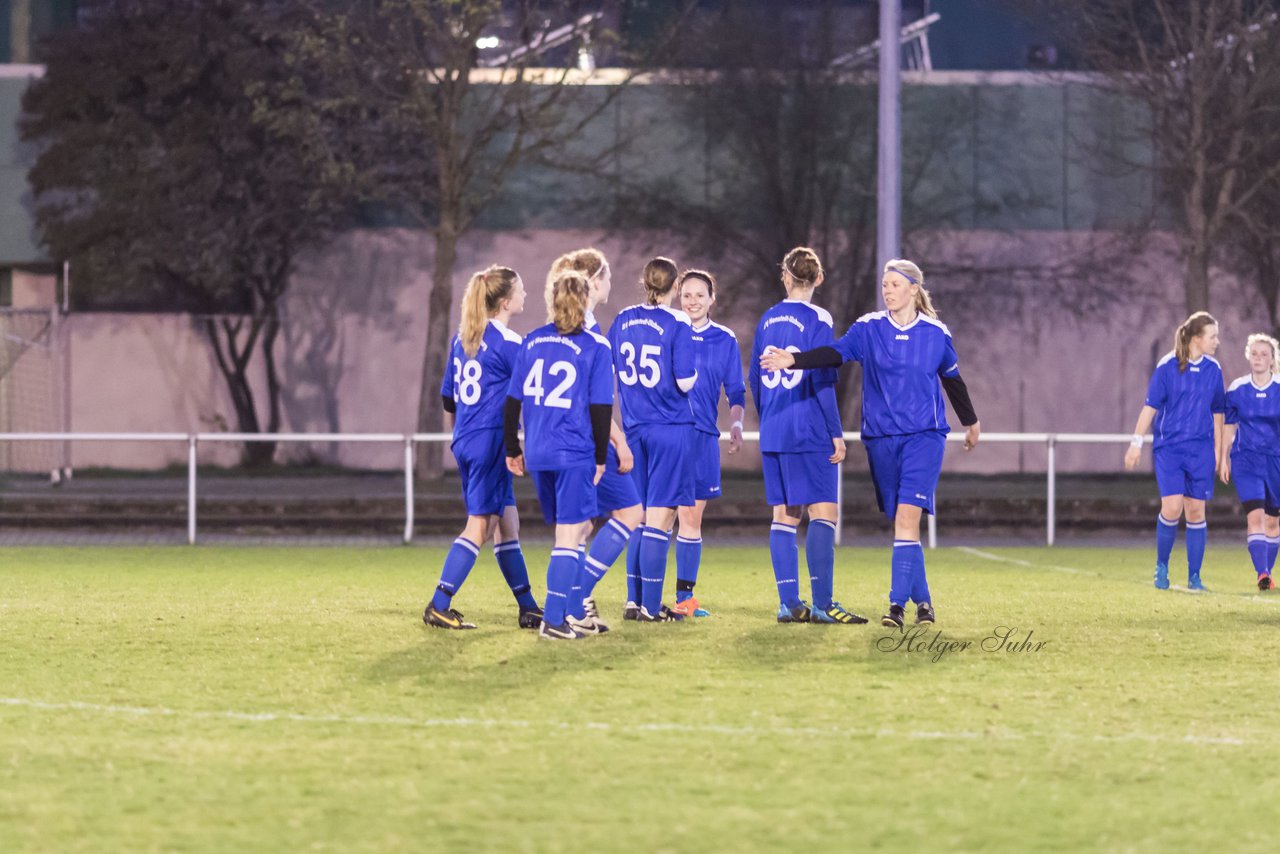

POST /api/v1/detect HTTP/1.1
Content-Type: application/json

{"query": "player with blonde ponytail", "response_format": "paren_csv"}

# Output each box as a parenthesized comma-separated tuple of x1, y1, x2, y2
(425, 266, 541, 631)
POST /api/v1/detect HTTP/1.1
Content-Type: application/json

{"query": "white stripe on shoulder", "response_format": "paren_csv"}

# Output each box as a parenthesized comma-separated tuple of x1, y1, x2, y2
(1204, 354, 1221, 368)
(709, 320, 738, 339)
(809, 304, 834, 327)
(587, 329, 611, 349)
(1156, 351, 1176, 367)
(918, 314, 953, 337)
(1228, 375, 1253, 392)
(660, 305, 694, 326)
(856, 311, 886, 324)
(489, 318, 522, 344)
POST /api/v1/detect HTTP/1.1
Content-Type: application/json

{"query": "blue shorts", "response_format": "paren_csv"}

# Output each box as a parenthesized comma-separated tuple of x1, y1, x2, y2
(452, 429, 514, 517)
(691, 431, 722, 501)
(596, 444, 641, 514)
(1154, 439, 1215, 500)
(761, 450, 839, 507)
(530, 466, 598, 525)
(630, 423, 695, 508)
(1230, 450, 1280, 512)
(863, 431, 946, 519)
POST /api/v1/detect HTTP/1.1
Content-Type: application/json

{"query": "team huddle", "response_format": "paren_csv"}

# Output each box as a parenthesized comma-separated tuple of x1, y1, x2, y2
(422, 245, 981, 639)
(422, 245, 1280, 640)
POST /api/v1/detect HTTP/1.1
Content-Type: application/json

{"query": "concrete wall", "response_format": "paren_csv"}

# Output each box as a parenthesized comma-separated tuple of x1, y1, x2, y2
(46, 226, 1274, 475)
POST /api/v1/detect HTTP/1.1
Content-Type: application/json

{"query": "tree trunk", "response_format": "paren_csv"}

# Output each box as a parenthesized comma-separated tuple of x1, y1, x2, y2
(203, 316, 276, 468)
(415, 218, 460, 480)
(1184, 243, 1211, 315)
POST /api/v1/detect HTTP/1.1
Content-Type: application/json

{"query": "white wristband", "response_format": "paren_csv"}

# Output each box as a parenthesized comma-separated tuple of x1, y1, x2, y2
(1130, 434, 1144, 449)
(731, 421, 743, 431)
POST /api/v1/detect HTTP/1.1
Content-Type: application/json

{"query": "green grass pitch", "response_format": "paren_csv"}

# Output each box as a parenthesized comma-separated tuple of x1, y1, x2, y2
(1, 543, 1277, 852)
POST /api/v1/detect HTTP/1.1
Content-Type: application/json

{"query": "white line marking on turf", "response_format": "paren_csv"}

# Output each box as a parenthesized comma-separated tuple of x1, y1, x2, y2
(0, 697, 1247, 747)
(958, 547, 1087, 575)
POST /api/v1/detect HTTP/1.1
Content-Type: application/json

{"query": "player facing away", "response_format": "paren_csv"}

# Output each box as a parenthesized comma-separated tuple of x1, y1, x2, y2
(1124, 311, 1225, 591)
(608, 257, 699, 622)
(760, 258, 981, 629)
(504, 271, 616, 640)
(1218, 333, 1280, 590)
(749, 247, 868, 625)
(552, 249, 643, 632)
(425, 265, 541, 631)
(672, 268, 746, 618)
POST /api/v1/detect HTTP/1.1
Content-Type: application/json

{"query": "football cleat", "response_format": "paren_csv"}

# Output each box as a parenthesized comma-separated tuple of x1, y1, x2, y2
(810, 602, 869, 624)
(693, 606, 711, 617)
(567, 613, 610, 635)
(1187, 573, 1206, 592)
(915, 602, 936, 625)
(538, 620, 584, 640)
(776, 601, 811, 623)
(423, 604, 476, 630)
(622, 601, 642, 621)
(1153, 562, 1170, 590)
(637, 604, 684, 622)
(670, 597, 701, 618)
(517, 606, 544, 630)
(881, 604, 906, 630)
(1259, 573, 1273, 591)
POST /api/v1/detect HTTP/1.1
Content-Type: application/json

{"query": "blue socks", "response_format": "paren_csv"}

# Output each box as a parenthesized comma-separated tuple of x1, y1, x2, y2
(583, 518, 632, 602)
(909, 543, 931, 605)
(431, 537, 480, 611)
(625, 528, 643, 605)
(1268, 534, 1279, 573)
(543, 547, 580, 627)
(494, 540, 537, 610)
(1186, 520, 1206, 581)
(770, 522, 800, 608)
(806, 519, 836, 610)
(890, 540, 919, 608)
(568, 544, 588, 620)
(675, 535, 702, 602)
(1156, 514, 1178, 567)
(639, 526, 672, 615)
(1249, 533, 1269, 577)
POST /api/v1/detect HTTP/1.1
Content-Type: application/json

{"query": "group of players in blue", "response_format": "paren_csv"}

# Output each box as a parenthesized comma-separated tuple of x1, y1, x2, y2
(424, 245, 984, 638)
(1124, 312, 1280, 591)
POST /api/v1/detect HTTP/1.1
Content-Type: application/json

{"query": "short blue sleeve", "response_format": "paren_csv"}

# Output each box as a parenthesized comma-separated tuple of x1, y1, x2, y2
(832, 321, 866, 364)
(939, 333, 960, 378)
(441, 336, 458, 399)
(588, 341, 614, 406)
(1144, 364, 1166, 410)
(1211, 369, 1227, 415)
(748, 327, 763, 414)
(507, 347, 527, 402)
(673, 320, 696, 382)
(1225, 387, 1240, 425)
(725, 337, 746, 408)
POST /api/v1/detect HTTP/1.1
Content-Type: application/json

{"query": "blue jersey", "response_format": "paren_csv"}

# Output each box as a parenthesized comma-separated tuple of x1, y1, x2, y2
(441, 319, 522, 438)
(607, 304, 696, 429)
(1226, 374, 1280, 456)
(832, 311, 958, 438)
(1144, 352, 1226, 448)
(507, 322, 614, 470)
(749, 300, 842, 453)
(688, 320, 747, 437)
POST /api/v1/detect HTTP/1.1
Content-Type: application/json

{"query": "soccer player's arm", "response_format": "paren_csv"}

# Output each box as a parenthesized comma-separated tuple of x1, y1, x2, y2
(503, 351, 526, 476)
(1220, 390, 1238, 482)
(937, 335, 979, 450)
(588, 344, 615, 483)
(811, 321, 845, 462)
(603, 322, 633, 472)
(674, 322, 697, 393)
(748, 326, 763, 415)
(1212, 372, 1227, 471)
(1126, 369, 1163, 470)
(441, 343, 457, 428)
(725, 338, 747, 454)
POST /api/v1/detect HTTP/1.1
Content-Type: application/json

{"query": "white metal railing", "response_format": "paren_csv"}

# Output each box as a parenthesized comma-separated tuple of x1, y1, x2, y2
(0, 431, 1145, 546)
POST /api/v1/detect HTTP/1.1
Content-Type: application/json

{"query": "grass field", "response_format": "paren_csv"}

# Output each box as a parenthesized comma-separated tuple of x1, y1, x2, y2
(2, 543, 1277, 852)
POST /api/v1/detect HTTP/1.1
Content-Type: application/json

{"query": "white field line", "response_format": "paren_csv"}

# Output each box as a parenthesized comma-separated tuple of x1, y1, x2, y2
(0, 697, 1248, 747)
(957, 546, 1280, 602)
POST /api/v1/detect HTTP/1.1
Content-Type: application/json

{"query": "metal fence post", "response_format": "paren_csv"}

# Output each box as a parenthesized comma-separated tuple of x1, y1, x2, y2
(1046, 435, 1057, 547)
(404, 436, 415, 544)
(187, 435, 198, 545)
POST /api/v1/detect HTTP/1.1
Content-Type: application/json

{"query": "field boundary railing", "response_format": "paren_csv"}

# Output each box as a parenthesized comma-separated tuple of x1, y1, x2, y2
(0, 431, 1143, 546)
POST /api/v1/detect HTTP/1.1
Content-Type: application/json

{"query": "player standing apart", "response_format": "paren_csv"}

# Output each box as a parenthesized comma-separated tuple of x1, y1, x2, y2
(673, 269, 746, 617)
(1124, 311, 1225, 591)
(609, 257, 698, 622)
(760, 258, 980, 628)
(1218, 333, 1280, 590)
(504, 272, 615, 640)
(425, 266, 541, 631)
(750, 247, 867, 625)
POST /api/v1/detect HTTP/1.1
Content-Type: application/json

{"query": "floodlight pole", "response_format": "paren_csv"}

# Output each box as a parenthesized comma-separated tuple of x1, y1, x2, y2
(876, 0, 902, 297)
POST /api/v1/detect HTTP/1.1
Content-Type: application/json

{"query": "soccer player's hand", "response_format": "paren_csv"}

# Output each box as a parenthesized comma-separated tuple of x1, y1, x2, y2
(1218, 457, 1231, 484)
(1123, 445, 1140, 471)
(759, 346, 795, 373)
(594, 464, 605, 485)
(729, 423, 743, 455)
(506, 455, 526, 477)
(963, 421, 981, 452)
(614, 438, 634, 473)
(829, 436, 846, 464)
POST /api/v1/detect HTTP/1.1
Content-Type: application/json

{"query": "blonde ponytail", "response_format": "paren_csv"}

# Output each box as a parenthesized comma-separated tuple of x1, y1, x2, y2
(548, 271, 589, 335)
(1174, 311, 1216, 373)
(459, 265, 519, 357)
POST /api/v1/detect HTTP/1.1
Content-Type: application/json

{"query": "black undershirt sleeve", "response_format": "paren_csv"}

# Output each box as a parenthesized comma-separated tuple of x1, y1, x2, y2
(589, 404, 612, 465)
(442, 394, 456, 415)
(941, 374, 978, 426)
(788, 346, 844, 370)
(503, 396, 523, 457)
